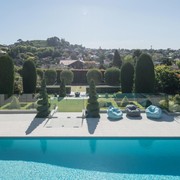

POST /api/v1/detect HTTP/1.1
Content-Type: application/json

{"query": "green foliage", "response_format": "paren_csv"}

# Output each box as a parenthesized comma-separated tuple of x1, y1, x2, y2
(112, 50, 122, 68)
(176, 60, 180, 69)
(0, 55, 14, 97)
(36, 78, 50, 118)
(123, 55, 134, 65)
(133, 49, 142, 58)
(86, 69, 102, 85)
(9, 96, 20, 109)
(45, 69, 57, 85)
(47, 36, 60, 47)
(121, 62, 134, 93)
(174, 94, 180, 105)
(135, 53, 155, 93)
(22, 60, 37, 93)
(104, 67, 120, 86)
(37, 68, 44, 79)
(98, 99, 112, 108)
(121, 96, 129, 107)
(60, 70, 74, 85)
(59, 78, 66, 97)
(86, 80, 100, 118)
(159, 100, 169, 110)
(155, 65, 180, 94)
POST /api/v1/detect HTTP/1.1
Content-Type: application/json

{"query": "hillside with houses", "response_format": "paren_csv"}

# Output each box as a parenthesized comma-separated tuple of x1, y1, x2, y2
(1, 36, 180, 70)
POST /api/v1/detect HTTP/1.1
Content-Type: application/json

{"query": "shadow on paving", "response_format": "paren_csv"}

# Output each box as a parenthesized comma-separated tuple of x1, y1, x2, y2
(25, 117, 46, 135)
(147, 113, 175, 122)
(86, 118, 99, 134)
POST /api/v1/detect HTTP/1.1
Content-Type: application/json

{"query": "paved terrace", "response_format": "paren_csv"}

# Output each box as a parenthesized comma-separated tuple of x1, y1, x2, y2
(0, 112, 180, 137)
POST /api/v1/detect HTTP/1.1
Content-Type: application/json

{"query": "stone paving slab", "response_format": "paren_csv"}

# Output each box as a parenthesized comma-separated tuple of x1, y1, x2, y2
(0, 112, 180, 137)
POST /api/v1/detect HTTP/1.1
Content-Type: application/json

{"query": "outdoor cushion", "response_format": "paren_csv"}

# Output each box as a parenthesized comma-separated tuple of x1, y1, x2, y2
(126, 104, 141, 117)
(107, 106, 123, 120)
(145, 105, 162, 119)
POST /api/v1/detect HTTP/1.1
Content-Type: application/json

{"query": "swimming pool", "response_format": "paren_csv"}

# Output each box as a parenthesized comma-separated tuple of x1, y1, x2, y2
(0, 138, 180, 179)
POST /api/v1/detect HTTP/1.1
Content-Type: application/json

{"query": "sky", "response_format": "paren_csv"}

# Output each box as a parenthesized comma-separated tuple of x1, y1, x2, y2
(1, 0, 180, 49)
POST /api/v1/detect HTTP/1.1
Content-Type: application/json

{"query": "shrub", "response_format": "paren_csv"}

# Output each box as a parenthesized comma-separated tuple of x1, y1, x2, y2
(155, 65, 180, 94)
(22, 60, 37, 93)
(59, 78, 66, 97)
(135, 53, 155, 93)
(104, 67, 120, 86)
(9, 96, 20, 109)
(174, 94, 180, 105)
(86, 80, 100, 118)
(121, 62, 134, 93)
(159, 99, 169, 110)
(0, 55, 14, 97)
(86, 69, 102, 85)
(60, 70, 74, 85)
(98, 99, 112, 108)
(45, 69, 57, 85)
(120, 96, 129, 107)
(36, 78, 50, 118)
(37, 68, 44, 79)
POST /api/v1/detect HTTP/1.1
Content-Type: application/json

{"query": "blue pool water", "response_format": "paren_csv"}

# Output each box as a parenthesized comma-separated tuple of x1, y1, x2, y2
(0, 138, 180, 179)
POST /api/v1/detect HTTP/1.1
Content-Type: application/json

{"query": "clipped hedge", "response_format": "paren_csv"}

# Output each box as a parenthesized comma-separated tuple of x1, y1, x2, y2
(36, 86, 71, 94)
(86, 86, 120, 94)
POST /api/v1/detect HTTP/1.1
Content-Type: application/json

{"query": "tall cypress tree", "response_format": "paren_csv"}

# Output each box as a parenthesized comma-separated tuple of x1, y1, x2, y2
(135, 53, 155, 93)
(22, 60, 37, 93)
(121, 62, 134, 93)
(86, 80, 100, 118)
(112, 50, 122, 68)
(36, 78, 50, 118)
(0, 55, 14, 97)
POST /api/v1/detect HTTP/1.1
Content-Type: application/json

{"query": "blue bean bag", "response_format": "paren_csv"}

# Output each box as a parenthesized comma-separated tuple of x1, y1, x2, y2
(107, 106, 123, 120)
(145, 105, 162, 119)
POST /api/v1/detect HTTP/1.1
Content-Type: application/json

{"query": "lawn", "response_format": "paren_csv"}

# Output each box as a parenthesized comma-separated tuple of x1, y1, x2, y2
(50, 98, 87, 112)
(71, 86, 87, 92)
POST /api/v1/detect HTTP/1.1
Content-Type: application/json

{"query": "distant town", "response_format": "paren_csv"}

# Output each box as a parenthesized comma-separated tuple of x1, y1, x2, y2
(0, 36, 180, 69)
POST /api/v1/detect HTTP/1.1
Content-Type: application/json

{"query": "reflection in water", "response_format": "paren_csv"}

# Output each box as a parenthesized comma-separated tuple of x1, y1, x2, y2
(40, 140, 47, 153)
(89, 139, 97, 154)
(138, 140, 154, 149)
(0, 140, 14, 150)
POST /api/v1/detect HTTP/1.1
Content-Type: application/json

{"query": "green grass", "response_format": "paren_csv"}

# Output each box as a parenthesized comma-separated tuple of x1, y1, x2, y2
(71, 86, 87, 92)
(50, 98, 87, 112)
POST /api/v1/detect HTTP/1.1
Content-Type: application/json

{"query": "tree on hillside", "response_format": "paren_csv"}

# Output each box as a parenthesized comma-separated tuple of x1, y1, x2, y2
(22, 60, 37, 93)
(36, 78, 50, 118)
(47, 36, 60, 47)
(112, 50, 122, 68)
(0, 55, 14, 97)
(86, 80, 100, 118)
(135, 53, 155, 93)
(121, 62, 134, 93)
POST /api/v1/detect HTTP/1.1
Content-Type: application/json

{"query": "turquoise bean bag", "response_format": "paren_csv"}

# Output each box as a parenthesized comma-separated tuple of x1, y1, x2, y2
(107, 106, 123, 120)
(145, 105, 162, 119)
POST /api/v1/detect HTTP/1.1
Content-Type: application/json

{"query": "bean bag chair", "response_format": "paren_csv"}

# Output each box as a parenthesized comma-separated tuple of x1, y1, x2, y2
(145, 105, 162, 119)
(107, 106, 123, 120)
(126, 104, 141, 117)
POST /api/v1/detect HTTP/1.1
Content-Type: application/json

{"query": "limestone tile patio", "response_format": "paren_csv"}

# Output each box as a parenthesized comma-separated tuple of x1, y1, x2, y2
(0, 112, 179, 137)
